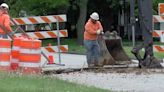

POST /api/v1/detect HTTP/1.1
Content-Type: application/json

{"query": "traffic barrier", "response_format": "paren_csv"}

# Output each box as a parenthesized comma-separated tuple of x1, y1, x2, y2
(153, 6, 164, 52)
(11, 15, 68, 40)
(41, 45, 68, 53)
(10, 37, 21, 71)
(0, 38, 11, 71)
(14, 30, 68, 39)
(11, 15, 66, 25)
(19, 39, 42, 74)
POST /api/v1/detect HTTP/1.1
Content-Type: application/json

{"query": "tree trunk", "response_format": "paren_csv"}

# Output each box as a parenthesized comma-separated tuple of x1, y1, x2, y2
(76, 0, 88, 45)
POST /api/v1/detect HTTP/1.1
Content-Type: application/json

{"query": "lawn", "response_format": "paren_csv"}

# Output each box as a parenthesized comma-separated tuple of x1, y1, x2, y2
(0, 72, 110, 92)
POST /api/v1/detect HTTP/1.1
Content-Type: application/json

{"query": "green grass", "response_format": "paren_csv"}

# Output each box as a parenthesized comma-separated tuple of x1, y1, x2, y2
(0, 72, 110, 92)
(123, 46, 164, 59)
(42, 38, 164, 59)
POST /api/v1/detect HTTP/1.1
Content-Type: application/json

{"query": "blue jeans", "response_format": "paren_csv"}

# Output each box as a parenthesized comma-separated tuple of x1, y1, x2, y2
(0, 34, 8, 39)
(84, 40, 100, 65)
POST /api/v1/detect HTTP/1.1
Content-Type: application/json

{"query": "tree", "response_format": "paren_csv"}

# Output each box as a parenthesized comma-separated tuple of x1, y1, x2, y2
(76, 0, 88, 45)
(5, 0, 69, 17)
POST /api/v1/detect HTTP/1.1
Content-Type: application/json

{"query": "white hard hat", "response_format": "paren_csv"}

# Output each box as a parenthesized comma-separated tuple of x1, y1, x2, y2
(1, 3, 9, 9)
(90, 12, 99, 20)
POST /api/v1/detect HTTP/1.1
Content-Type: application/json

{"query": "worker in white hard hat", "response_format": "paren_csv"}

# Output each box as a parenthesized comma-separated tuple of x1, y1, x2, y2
(0, 3, 12, 38)
(83, 12, 104, 67)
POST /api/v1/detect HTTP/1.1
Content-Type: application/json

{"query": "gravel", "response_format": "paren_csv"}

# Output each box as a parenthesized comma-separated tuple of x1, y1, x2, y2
(53, 71, 164, 92)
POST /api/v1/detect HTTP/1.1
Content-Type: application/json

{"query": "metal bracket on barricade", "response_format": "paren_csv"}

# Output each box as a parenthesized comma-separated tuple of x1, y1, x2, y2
(43, 20, 63, 66)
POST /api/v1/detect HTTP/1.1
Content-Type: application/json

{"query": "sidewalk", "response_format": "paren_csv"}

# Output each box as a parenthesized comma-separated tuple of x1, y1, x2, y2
(41, 53, 88, 71)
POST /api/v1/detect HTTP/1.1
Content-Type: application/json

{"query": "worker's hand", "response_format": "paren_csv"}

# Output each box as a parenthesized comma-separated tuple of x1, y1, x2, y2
(100, 31, 104, 35)
(96, 29, 102, 35)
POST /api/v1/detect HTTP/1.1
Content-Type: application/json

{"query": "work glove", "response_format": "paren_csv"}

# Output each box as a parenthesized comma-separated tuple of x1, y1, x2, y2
(96, 29, 101, 35)
(100, 31, 104, 35)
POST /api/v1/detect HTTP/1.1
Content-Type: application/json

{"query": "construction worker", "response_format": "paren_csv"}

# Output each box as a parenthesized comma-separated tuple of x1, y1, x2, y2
(0, 3, 12, 38)
(84, 12, 103, 67)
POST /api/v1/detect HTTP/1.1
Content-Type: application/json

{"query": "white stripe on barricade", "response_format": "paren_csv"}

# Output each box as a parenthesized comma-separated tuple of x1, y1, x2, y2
(0, 48, 11, 53)
(12, 46, 20, 50)
(20, 49, 41, 54)
(0, 62, 10, 66)
(11, 59, 19, 63)
(19, 62, 41, 68)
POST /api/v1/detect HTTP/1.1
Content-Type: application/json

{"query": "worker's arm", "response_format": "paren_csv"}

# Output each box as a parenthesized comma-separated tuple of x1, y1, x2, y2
(97, 21, 104, 35)
(98, 21, 103, 31)
(4, 14, 12, 33)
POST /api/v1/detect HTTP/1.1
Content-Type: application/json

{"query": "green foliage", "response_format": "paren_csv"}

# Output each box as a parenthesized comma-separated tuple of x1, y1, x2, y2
(4, 0, 164, 17)
(4, 0, 69, 17)
(153, 0, 164, 14)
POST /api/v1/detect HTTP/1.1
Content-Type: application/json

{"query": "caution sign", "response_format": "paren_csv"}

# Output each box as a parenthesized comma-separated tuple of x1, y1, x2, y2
(160, 31, 164, 43)
(159, 3, 164, 15)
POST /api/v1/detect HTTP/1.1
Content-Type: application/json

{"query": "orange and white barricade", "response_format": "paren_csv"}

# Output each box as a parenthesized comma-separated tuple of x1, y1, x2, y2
(19, 39, 42, 74)
(11, 37, 22, 71)
(0, 38, 11, 71)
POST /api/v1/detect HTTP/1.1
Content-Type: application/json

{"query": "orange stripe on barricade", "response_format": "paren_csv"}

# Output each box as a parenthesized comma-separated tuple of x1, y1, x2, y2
(11, 50, 19, 58)
(0, 53, 10, 61)
(0, 39, 11, 48)
(13, 37, 21, 46)
(154, 46, 164, 52)
(152, 31, 160, 37)
(41, 16, 51, 23)
(45, 46, 56, 53)
(60, 30, 68, 37)
(28, 17, 38, 24)
(60, 46, 68, 52)
(20, 39, 41, 49)
(34, 32, 45, 39)
(19, 54, 41, 63)
(47, 31, 57, 38)
(54, 16, 64, 22)
(15, 18, 25, 25)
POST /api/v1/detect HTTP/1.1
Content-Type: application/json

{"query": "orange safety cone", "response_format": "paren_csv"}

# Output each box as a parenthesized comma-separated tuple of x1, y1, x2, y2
(48, 43, 55, 64)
